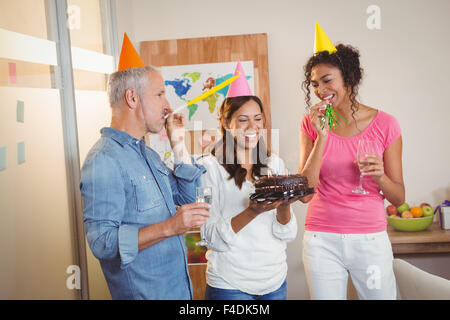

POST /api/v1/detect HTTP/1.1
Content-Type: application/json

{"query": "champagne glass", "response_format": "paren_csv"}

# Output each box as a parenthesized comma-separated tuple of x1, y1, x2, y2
(352, 139, 374, 195)
(195, 186, 212, 247)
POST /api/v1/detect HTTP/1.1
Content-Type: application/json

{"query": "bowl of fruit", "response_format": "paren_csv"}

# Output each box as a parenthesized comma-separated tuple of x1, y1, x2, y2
(386, 202, 435, 232)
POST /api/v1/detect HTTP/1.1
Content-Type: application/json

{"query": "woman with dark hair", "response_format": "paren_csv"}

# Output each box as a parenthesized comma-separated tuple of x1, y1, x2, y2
(298, 26, 404, 300)
(198, 62, 298, 300)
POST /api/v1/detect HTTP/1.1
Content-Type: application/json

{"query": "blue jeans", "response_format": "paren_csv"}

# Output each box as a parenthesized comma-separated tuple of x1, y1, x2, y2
(205, 280, 287, 300)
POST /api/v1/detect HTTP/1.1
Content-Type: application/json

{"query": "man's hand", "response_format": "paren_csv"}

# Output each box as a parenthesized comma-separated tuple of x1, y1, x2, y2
(165, 113, 191, 164)
(165, 113, 186, 149)
(138, 202, 211, 252)
(168, 202, 211, 235)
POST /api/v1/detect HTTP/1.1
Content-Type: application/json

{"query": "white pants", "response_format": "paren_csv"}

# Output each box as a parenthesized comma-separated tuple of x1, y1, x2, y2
(302, 230, 397, 300)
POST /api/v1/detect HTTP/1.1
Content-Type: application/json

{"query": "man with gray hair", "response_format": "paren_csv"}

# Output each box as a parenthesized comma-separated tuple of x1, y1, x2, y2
(80, 34, 210, 299)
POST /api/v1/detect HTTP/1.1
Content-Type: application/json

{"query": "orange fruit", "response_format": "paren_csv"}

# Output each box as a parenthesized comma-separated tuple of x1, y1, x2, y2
(410, 206, 423, 218)
(401, 211, 413, 219)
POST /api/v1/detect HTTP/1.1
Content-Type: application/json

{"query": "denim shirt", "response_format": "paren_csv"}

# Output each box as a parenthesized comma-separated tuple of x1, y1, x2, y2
(80, 127, 206, 299)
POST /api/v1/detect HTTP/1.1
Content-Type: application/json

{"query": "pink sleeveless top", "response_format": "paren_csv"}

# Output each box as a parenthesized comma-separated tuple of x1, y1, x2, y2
(300, 110, 401, 233)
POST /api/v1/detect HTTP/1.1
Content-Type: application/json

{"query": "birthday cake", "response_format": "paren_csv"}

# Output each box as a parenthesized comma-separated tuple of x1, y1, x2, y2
(250, 174, 314, 201)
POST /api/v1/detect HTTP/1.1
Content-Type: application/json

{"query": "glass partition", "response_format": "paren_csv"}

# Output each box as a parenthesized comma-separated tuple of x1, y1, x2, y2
(0, 0, 78, 299)
(68, 0, 114, 300)
(0, 0, 115, 299)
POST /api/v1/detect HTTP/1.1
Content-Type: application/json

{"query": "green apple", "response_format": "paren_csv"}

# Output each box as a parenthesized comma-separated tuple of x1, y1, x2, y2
(422, 205, 433, 217)
(397, 203, 410, 214)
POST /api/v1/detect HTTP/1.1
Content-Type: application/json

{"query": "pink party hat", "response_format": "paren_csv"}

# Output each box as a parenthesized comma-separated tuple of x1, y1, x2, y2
(226, 61, 252, 98)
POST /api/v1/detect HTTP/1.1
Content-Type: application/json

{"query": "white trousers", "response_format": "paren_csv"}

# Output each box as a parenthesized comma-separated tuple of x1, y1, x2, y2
(302, 230, 397, 300)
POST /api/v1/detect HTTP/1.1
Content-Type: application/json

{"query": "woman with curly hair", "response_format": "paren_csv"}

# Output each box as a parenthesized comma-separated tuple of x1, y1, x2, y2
(298, 39, 405, 299)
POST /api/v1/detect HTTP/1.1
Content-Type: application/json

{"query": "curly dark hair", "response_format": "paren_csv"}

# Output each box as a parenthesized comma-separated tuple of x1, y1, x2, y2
(302, 44, 364, 123)
(211, 96, 270, 189)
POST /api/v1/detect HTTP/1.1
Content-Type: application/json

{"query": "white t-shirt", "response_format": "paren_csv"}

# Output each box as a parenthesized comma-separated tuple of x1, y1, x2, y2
(197, 154, 297, 295)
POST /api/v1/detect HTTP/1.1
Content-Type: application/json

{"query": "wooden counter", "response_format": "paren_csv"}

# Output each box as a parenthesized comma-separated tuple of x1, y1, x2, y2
(388, 222, 450, 254)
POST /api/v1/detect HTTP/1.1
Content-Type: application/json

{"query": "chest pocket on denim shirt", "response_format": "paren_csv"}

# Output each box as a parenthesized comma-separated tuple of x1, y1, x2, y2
(131, 175, 162, 212)
(155, 165, 171, 191)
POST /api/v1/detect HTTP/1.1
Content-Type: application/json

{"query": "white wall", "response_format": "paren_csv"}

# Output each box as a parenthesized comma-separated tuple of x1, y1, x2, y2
(114, 0, 450, 299)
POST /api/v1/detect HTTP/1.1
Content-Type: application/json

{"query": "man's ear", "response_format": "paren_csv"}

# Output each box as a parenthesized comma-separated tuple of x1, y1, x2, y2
(124, 88, 139, 109)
